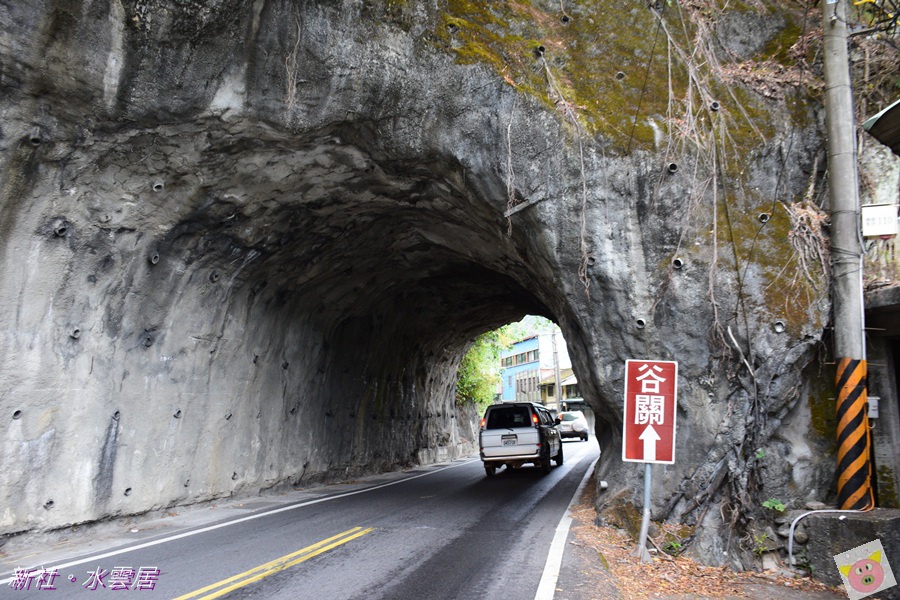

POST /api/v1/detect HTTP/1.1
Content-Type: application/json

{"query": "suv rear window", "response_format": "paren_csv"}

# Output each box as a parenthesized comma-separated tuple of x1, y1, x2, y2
(485, 406, 532, 429)
(560, 413, 578, 421)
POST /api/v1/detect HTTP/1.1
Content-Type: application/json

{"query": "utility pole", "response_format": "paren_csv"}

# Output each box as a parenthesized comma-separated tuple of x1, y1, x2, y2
(552, 329, 563, 411)
(822, 0, 874, 510)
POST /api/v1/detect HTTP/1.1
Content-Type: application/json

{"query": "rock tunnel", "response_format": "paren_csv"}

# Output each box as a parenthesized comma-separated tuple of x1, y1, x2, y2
(1, 0, 842, 562)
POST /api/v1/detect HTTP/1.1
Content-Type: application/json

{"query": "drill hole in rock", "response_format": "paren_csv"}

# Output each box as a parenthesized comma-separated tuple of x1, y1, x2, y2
(53, 220, 69, 237)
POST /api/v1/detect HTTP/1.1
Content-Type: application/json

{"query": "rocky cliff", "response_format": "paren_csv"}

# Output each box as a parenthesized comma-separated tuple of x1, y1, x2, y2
(1, 0, 841, 566)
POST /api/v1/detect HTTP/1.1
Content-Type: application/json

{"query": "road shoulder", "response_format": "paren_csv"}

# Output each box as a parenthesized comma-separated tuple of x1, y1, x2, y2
(553, 482, 847, 600)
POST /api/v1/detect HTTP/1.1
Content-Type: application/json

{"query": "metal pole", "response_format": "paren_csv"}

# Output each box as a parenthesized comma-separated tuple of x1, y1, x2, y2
(552, 330, 562, 411)
(822, 0, 874, 510)
(635, 463, 653, 562)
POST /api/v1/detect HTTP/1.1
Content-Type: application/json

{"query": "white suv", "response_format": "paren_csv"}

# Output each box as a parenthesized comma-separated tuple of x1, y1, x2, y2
(557, 410, 589, 441)
(479, 402, 563, 476)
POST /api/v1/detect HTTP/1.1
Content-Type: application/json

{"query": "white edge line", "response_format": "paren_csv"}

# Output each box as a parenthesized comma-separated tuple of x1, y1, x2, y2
(534, 455, 600, 600)
(0, 458, 478, 585)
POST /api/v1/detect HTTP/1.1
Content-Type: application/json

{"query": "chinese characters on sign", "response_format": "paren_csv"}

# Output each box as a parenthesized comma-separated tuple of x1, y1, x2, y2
(8, 566, 160, 592)
(623, 360, 678, 464)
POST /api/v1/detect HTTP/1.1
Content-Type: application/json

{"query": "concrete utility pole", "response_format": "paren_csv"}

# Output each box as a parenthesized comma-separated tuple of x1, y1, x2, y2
(822, 0, 874, 510)
(552, 330, 563, 411)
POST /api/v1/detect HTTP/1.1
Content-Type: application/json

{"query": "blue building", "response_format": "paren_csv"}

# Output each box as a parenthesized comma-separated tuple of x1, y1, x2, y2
(499, 331, 571, 406)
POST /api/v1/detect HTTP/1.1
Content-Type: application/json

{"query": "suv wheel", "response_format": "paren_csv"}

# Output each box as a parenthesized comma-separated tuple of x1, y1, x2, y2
(485, 464, 497, 477)
(540, 451, 552, 474)
(554, 443, 564, 466)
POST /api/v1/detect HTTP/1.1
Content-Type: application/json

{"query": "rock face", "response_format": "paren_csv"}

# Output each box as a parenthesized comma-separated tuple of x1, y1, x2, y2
(1, 0, 835, 564)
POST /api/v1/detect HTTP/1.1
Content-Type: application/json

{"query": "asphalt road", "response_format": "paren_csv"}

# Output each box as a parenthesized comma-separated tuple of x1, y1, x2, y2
(2, 440, 600, 600)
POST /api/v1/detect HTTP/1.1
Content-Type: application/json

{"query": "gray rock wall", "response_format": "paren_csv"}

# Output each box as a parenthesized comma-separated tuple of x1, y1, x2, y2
(1, 0, 835, 564)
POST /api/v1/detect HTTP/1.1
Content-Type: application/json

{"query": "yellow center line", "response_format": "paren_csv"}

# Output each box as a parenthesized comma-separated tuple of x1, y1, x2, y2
(173, 526, 374, 600)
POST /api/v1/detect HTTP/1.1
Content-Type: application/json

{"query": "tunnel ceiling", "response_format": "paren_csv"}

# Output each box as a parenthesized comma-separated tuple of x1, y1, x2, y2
(83, 121, 554, 344)
(1, 0, 840, 565)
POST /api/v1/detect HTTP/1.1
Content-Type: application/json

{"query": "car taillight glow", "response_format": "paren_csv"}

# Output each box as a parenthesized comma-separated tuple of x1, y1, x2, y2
(532, 413, 539, 425)
(481, 417, 486, 429)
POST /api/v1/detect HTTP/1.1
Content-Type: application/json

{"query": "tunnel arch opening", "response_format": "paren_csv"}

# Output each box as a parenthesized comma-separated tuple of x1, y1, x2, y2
(91, 121, 614, 501)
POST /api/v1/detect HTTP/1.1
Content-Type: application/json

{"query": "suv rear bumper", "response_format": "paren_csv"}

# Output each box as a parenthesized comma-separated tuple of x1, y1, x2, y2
(480, 451, 541, 462)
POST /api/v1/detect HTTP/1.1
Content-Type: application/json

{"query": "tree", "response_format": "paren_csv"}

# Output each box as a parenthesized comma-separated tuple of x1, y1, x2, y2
(455, 330, 502, 408)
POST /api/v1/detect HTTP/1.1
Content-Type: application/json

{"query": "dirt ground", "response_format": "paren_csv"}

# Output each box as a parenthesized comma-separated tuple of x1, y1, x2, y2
(557, 495, 850, 600)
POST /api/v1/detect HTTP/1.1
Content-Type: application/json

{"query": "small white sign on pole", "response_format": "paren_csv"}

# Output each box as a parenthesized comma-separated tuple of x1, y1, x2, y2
(861, 204, 898, 237)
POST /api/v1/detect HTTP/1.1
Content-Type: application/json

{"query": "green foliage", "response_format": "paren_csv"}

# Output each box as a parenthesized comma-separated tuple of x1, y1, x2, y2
(754, 448, 766, 460)
(752, 533, 772, 555)
(456, 331, 503, 408)
(762, 498, 786, 512)
(663, 540, 682, 556)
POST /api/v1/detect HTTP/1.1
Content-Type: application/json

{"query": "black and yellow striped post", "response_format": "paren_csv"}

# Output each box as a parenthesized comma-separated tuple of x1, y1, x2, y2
(835, 357, 875, 510)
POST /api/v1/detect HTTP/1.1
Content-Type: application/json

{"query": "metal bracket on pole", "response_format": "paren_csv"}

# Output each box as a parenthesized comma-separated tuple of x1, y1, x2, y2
(634, 462, 653, 563)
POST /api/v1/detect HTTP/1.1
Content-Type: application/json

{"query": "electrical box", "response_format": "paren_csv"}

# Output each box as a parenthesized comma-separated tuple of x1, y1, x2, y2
(868, 396, 879, 419)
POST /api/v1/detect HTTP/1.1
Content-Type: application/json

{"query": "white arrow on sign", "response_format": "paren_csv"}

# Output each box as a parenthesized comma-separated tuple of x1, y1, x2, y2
(639, 425, 661, 462)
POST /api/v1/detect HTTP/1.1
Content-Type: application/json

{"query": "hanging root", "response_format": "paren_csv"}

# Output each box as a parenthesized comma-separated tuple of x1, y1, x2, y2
(284, 17, 302, 114)
(781, 200, 831, 286)
(540, 56, 592, 298)
(505, 101, 518, 237)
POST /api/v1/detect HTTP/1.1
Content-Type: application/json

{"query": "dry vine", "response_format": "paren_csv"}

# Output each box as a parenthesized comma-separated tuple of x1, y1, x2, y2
(284, 17, 302, 115)
(781, 198, 831, 287)
(505, 100, 518, 238)
(540, 54, 593, 298)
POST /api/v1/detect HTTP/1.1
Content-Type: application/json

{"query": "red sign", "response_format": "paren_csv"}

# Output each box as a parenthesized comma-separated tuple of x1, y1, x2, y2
(622, 360, 678, 464)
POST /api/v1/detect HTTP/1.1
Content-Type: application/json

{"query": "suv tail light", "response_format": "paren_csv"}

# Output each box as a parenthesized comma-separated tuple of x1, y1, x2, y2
(481, 417, 486, 430)
(532, 413, 539, 426)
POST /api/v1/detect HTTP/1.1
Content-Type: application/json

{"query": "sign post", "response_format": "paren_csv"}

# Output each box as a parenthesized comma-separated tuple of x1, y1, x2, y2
(623, 360, 678, 562)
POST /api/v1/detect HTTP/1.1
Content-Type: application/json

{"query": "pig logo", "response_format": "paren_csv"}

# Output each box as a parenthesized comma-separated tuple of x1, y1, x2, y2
(834, 539, 897, 600)
(840, 551, 885, 593)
